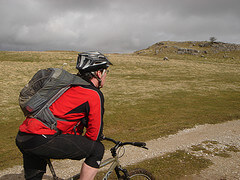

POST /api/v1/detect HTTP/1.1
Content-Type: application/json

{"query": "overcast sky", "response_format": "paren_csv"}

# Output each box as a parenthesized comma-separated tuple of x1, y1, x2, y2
(0, 0, 239, 53)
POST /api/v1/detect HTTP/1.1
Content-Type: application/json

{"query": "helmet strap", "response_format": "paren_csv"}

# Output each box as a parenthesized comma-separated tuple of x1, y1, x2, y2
(98, 79, 102, 89)
(91, 72, 102, 89)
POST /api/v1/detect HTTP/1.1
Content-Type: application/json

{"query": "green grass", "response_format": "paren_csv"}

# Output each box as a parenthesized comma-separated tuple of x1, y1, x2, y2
(0, 48, 240, 178)
(127, 150, 212, 179)
(96, 150, 212, 179)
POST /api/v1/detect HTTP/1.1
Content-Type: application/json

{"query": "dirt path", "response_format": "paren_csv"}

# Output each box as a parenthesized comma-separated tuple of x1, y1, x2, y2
(1, 119, 240, 179)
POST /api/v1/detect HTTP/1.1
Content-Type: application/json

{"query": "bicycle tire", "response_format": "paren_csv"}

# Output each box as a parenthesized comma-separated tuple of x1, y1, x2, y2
(119, 168, 155, 180)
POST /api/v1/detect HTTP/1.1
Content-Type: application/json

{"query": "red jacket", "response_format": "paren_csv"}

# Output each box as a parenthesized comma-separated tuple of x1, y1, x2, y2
(19, 83, 104, 141)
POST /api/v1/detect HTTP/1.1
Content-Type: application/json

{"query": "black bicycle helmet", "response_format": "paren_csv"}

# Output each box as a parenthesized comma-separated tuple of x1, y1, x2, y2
(76, 51, 112, 73)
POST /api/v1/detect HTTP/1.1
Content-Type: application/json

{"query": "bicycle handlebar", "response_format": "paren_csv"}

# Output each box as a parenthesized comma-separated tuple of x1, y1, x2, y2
(103, 136, 118, 144)
(102, 136, 148, 149)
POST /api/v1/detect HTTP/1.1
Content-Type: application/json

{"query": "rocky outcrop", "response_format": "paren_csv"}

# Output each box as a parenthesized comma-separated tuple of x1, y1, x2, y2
(135, 41, 240, 57)
(177, 48, 200, 55)
(199, 42, 240, 52)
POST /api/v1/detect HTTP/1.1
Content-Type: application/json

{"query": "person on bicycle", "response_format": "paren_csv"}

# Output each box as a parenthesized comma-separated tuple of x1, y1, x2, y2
(16, 51, 112, 180)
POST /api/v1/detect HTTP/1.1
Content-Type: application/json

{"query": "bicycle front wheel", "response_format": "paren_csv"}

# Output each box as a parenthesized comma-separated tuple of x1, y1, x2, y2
(127, 168, 155, 180)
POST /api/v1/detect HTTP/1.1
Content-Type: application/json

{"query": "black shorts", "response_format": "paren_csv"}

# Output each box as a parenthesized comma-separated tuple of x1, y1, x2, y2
(16, 131, 104, 179)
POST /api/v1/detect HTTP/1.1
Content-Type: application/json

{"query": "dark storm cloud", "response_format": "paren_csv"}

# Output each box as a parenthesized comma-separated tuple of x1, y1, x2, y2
(0, 0, 239, 52)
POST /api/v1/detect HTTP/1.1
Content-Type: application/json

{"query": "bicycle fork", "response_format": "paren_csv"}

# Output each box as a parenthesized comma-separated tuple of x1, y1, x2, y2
(115, 166, 129, 180)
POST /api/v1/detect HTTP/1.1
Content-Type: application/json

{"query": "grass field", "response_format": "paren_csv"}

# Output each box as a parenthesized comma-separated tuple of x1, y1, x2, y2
(96, 150, 212, 179)
(0, 45, 239, 178)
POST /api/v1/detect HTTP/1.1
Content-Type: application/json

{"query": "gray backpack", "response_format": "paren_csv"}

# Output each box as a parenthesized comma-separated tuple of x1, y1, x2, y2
(19, 68, 89, 131)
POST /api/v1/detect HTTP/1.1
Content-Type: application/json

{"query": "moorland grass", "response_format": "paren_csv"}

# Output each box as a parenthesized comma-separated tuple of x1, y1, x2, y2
(96, 150, 212, 179)
(0, 50, 239, 178)
(124, 150, 212, 179)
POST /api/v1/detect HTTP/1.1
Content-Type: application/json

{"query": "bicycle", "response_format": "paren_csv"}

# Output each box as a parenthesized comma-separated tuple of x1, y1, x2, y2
(46, 136, 155, 180)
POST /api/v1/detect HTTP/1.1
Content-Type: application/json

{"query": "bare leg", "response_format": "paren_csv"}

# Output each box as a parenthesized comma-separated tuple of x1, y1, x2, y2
(79, 162, 98, 180)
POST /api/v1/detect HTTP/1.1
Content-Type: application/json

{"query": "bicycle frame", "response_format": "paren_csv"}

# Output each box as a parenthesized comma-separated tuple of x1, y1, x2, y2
(100, 157, 119, 179)
(47, 156, 125, 180)
(99, 155, 128, 179)
(47, 137, 147, 180)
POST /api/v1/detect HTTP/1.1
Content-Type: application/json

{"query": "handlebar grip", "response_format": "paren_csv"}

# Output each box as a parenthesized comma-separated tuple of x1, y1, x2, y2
(133, 142, 146, 147)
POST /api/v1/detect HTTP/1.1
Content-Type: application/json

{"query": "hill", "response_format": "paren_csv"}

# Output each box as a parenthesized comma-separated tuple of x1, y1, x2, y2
(134, 41, 240, 62)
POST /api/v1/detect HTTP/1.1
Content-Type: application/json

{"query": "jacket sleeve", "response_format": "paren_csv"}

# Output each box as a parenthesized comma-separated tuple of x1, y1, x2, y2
(84, 90, 104, 141)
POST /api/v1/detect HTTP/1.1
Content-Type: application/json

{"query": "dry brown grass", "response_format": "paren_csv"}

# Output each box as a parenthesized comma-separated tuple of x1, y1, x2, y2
(103, 54, 240, 103)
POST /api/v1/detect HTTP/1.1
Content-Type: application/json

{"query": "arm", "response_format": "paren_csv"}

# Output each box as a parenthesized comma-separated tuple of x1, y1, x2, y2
(84, 90, 104, 141)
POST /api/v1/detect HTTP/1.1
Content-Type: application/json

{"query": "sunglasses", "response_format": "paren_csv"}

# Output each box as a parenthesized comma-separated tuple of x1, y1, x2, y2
(102, 69, 109, 75)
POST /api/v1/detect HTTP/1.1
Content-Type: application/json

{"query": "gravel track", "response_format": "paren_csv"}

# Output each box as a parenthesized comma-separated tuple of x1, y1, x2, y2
(1, 119, 240, 180)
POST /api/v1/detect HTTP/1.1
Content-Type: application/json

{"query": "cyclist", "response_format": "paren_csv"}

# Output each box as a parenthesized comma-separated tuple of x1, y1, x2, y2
(16, 51, 112, 180)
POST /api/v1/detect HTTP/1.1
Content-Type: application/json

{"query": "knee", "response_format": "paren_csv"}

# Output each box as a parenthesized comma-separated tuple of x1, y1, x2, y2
(96, 142, 105, 158)
(85, 141, 105, 168)
(93, 141, 105, 161)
